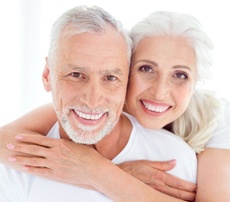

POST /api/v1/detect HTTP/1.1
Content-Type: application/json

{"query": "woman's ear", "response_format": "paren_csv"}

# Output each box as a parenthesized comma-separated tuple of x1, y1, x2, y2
(42, 57, 52, 92)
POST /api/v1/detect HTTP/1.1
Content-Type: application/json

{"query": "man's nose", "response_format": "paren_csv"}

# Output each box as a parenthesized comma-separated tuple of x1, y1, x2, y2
(80, 80, 104, 109)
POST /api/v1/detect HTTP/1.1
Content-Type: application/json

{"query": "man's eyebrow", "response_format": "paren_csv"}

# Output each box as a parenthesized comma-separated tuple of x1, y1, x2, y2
(62, 65, 89, 72)
(62, 65, 124, 75)
(100, 68, 124, 75)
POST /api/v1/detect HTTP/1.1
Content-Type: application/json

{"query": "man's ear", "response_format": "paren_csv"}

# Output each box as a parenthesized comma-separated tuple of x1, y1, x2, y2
(42, 57, 52, 92)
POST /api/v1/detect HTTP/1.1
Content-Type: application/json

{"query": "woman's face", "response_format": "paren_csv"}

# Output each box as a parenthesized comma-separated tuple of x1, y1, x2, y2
(125, 36, 197, 129)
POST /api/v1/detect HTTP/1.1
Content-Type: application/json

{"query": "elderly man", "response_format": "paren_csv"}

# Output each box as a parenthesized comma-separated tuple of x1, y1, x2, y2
(0, 5, 196, 202)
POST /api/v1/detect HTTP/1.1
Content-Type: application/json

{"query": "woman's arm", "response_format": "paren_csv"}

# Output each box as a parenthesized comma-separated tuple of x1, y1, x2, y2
(0, 103, 57, 166)
(6, 134, 192, 202)
(90, 157, 187, 202)
(195, 100, 230, 201)
(196, 148, 230, 201)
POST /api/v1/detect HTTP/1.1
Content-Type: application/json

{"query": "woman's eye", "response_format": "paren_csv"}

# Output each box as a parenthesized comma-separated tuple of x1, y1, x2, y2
(139, 65, 153, 73)
(175, 72, 188, 80)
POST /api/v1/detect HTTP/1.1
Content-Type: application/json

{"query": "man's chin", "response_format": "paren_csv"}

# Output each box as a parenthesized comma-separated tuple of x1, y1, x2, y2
(68, 131, 105, 145)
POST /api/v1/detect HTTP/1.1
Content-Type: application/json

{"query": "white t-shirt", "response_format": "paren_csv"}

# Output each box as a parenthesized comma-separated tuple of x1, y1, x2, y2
(0, 113, 197, 202)
(206, 99, 230, 149)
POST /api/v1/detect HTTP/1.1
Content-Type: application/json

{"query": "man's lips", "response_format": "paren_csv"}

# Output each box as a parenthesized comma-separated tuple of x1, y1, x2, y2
(75, 110, 105, 120)
(71, 109, 107, 126)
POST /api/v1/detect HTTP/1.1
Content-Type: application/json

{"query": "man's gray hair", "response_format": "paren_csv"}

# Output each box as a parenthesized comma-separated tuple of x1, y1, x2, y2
(48, 5, 132, 66)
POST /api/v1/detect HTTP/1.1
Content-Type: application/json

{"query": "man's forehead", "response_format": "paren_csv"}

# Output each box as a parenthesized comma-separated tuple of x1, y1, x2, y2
(57, 27, 130, 74)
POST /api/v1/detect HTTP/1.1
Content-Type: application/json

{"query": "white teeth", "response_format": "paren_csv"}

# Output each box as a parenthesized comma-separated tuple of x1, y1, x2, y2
(75, 111, 104, 120)
(142, 101, 169, 113)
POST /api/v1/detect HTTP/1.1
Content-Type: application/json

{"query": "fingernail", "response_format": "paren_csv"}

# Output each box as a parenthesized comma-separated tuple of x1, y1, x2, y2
(9, 157, 16, 162)
(6, 143, 15, 150)
(15, 135, 23, 140)
(169, 159, 176, 165)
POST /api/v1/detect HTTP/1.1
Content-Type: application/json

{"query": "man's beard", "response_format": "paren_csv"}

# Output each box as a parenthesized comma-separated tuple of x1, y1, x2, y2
(56, 105, 118, 144)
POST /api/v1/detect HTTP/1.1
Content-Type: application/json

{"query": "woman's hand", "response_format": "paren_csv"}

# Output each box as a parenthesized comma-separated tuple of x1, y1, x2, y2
(7, 134, 196, 201)
(7, 134, 102, 188)
(118, 160, 196, 201)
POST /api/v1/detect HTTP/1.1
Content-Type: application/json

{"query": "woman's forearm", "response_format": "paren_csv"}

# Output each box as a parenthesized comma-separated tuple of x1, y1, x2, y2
(196, 148, 230, 201)
(0, 103, 56, 166)
(90, 158, 184, 202)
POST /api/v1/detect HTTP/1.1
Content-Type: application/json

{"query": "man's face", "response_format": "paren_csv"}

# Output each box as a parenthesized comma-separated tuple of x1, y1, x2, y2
(43, 27, 129, 144)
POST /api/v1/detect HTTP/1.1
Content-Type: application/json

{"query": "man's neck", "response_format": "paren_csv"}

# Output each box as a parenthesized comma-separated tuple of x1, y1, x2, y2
(94, 113, 132, 160)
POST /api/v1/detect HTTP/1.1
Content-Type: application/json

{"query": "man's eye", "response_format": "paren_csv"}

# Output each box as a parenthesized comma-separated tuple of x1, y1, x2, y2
(70, 72, 82, 78)
(139, 65, 153, 73)
(106, 75, 117, 81)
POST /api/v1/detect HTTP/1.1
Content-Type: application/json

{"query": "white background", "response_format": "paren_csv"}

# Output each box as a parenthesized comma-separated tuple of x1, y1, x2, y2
(0, 0, 229, 126)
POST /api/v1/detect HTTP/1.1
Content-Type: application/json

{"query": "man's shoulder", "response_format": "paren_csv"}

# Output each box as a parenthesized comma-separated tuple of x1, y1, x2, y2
(136, 126, 195, 155)
(123, 112, 194, 151)
(46, 122, 60, 138)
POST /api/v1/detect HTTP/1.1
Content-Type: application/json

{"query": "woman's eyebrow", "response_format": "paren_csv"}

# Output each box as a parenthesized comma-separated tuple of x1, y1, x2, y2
(135, 59, 158, 67)
(172, 65, 192, 71)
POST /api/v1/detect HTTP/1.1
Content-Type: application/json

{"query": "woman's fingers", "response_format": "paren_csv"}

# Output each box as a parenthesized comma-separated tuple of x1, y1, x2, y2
(7, 142, 49, 156)
(163, 173, 196, 192)
(118, 160, 196, 201)
(9, 155, 48, 168)
(6, 134, 61, 157)
(15, 134, 55, 147)
(151, 183, 195, 201)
